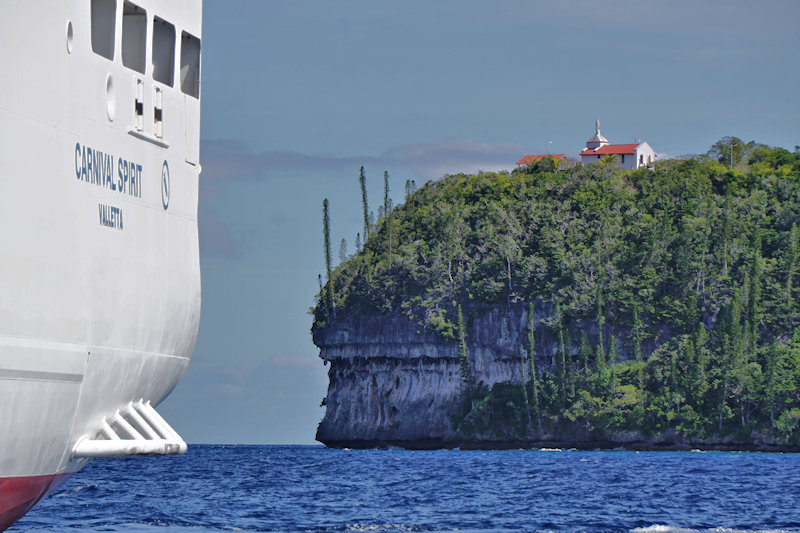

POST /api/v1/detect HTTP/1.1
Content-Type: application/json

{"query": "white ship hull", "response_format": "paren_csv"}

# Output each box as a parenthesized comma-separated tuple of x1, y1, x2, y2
(0, 1, 202, 529)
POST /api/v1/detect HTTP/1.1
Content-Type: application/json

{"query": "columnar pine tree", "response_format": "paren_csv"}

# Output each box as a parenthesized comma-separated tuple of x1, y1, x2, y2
(384, 171, 393, 269)
(748, 228, 762, 358)
(554, 303, 567, 407)
(593, 292, 609, 398)
(719, 290, 743, 431)
(457, 304, 472, 394)
(518, 345, 532, 430)
(527, 302, 541, 434)
(786, 223, 798, 309)
(338, 238, 348, 264)
(722, 190, 732, 277)
(632, 307, 645, 396)
(608, 334, 619, 400)
(694, 323, 710, 405)
(355, 232, 361, 253)
(322, 199, 335, 318)
(719, 333, 732, 432)
(359, 166, 369, 239)
(383, 171, 390, 216)
(594, 291, 606, 372)
(578, 330, 591, 376)
(765, 341, 779, 428)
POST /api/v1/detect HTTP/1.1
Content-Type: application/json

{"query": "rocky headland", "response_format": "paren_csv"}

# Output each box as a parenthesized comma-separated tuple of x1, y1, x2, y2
(313, 143, 800, 451)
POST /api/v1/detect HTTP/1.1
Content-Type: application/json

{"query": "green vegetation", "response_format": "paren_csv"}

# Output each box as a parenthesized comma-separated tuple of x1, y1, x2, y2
(321, 198, 335, 319)
(314, 139, 800, 445)
(359, 166, 369, 240)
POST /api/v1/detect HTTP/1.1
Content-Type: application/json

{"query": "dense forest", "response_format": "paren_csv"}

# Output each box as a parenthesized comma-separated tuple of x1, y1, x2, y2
(313, 138, 800, 446)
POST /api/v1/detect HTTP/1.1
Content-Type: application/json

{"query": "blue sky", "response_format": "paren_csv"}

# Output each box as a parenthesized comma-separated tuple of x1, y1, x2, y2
(159, 0, 800, 444)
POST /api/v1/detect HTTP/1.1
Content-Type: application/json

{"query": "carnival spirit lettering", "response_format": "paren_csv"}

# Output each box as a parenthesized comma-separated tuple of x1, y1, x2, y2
(74, 142, 142, 198)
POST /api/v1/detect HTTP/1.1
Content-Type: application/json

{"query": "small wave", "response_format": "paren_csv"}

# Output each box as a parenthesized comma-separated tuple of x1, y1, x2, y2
(707, 529, 799, 533)
(342, 524, 418, 532)
(55, 483, 99, 497)
(632, 526, 699, 533)
(539, 447, 563, 452)
(631, 526, 797, 533)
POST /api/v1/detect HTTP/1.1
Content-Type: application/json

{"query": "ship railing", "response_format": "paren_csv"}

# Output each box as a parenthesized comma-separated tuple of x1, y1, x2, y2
(72, 400, 187, 458)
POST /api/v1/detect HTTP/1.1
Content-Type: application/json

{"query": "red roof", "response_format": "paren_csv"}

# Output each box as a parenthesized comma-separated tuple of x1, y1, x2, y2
(580, 144, 640, 156)
(516, 154, 566, 165)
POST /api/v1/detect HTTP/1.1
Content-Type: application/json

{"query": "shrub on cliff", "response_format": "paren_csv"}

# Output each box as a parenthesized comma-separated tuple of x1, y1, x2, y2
(313, 141, 800, 443)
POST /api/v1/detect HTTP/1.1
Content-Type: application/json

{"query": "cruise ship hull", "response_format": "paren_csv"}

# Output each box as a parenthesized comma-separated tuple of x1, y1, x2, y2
(0, 0, 203, 529)
(0, 474, 72, 530)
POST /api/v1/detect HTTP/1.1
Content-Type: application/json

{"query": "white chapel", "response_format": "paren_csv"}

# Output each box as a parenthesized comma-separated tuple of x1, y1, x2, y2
(579, 120, 657, 170)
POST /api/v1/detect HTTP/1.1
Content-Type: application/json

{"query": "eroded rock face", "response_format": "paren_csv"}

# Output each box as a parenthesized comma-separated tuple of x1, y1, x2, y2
(314, 312, 470, 447)
(313, 305, 796, 451)
(313, 303, 657, 447)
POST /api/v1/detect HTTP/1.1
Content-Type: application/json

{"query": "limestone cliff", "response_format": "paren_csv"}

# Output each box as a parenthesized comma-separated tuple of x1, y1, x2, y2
(313, 303, 673, 449)
(312, 160, 800, 451)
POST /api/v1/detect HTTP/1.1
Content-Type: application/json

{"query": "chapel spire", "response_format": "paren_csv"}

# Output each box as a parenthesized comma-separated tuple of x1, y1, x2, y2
(585, 118, 609, 150)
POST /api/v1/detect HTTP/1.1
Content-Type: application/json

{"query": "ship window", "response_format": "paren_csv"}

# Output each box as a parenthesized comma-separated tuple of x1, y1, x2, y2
(180, 32, 201, 99)
(121, 2, 146, 74)
(91, 0, 116, 60)
(152, 16, 175, 86)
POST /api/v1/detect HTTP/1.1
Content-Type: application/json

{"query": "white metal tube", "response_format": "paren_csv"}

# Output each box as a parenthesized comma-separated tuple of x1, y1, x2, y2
(73, 439, 185, 458)
(147, 401, 182, 442)
(71, 399, 188, 458)
(112, 412, 144, 440)
(101, 419, 120, 440)
(142, 402, 187, 453)
(140, 401, 179, 440)
(125, 403, 160, 439)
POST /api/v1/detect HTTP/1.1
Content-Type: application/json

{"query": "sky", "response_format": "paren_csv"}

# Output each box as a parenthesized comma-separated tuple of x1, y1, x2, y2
(158, 0, 800, 444)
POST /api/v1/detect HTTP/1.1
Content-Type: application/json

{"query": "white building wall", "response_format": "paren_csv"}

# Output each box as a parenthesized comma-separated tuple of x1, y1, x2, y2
(633, 142, 657, 169)
(580, 142, 657, 170)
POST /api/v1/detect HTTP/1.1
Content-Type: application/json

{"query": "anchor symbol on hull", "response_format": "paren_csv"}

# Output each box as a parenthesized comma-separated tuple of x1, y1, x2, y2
(161, 160, 170, 210)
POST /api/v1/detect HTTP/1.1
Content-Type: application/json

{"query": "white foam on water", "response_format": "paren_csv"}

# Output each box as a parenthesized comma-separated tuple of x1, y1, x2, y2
(632, 526, 699, 533)
(632, 526, 797, 533)
(344, 524, 417, 532)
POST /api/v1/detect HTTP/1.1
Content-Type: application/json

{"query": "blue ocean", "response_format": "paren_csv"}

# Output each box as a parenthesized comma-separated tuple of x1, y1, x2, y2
(11, 445, 800, 532)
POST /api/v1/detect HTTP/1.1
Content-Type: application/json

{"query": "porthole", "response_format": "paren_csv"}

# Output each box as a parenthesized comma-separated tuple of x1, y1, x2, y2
(105, 74, 115, 121)
(66, 21, 74, 53)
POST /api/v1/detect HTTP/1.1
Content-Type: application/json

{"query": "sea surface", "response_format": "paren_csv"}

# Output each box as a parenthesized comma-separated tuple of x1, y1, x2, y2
(11, 445, 800, 533)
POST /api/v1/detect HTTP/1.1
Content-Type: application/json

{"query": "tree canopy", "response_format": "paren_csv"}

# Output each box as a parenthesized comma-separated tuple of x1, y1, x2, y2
(313, 141, 800, 444)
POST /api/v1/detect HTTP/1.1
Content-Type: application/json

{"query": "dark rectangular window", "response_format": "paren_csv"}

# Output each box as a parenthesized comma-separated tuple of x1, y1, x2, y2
(121, 2, 146, 73)
(91, 0, 116, 60)
(180, 32, 201, 98)
(152, 17, 175, 86)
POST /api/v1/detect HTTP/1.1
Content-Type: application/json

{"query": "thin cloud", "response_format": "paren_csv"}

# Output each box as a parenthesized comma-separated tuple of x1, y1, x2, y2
(198, 206, 247, 260)
(379, 141, 527, 177)
(199, 138, 527, 184)
(197, 138, 529, 258)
